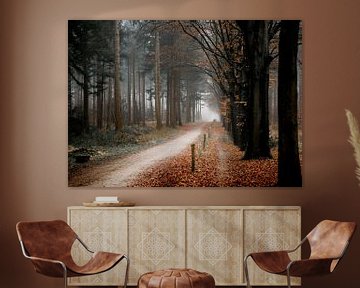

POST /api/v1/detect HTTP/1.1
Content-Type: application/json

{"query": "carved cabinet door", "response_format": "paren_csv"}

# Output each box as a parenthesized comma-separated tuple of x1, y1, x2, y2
(67, 208, 128, 286)
(187, 209, 243, 285)
(128, 209, 186, 284)
(243, 208, 301, 286)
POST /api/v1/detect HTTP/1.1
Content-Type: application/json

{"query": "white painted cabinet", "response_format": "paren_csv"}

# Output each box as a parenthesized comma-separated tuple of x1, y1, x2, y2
(68, 206, 300, 286)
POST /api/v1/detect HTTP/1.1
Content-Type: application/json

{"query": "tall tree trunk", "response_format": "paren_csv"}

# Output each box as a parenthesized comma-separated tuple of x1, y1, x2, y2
(186, 79, 192, 123)
(106, 77, 113, 130)
(96, 59, 104, 130)
(68, 68, 72, 117)
(83, 63, 90, 133)
(170, 66, 176, 127)
(155, 31, 162, 129)
(269, 78, 278, 131)
(166, 70, 170, 126)
(138, 70, 141, 125)
(229, 94, 241, 147)
(76, 80, 82, 114)
(127, 56, 132, 125)
(161, 92, 165, 122)
(227, 70, 244, 149)
(91, 75, 97, 126)
(141, 72, 146, 125)
(278, 20, 302, 186)
(239, 20, 271, 159)
(192, 92, 196, 122)
(132, 47, 138, 124)
(149, 91, 154, 121)
(238, 69, 249, 150)
(114, 20, 123, 132)
(176, 70, 182, 126)
(195, 100, 197, 121)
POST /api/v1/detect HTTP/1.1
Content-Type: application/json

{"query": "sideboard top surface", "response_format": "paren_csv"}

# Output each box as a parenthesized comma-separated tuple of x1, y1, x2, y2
(68, 205, 301, 210)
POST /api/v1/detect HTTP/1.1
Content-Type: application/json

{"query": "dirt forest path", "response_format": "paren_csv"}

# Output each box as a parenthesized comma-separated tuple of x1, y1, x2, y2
(86, 123, 207, 187)
(130, 122, 278, 187)
(69, 122, 279, 187)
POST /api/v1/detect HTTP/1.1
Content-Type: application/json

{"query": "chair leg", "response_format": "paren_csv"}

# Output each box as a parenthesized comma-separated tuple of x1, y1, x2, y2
(244, 255, 252, 288)
(62, 264, 68, 288)
(123, 255, 130, 288)
(286, 269, 292, 288)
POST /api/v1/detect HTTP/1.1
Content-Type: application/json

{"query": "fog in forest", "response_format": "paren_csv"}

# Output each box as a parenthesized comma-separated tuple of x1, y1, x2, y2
(68, 20, 302, 187)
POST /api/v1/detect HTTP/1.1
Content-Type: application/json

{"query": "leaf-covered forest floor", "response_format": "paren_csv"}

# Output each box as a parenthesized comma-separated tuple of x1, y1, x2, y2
(69, 122, 280, 187)
(129, 122, 278, 187)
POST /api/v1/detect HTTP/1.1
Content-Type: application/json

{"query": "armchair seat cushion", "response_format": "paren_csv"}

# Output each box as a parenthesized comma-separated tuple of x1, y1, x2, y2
(66, 251, 125, 276)
(250, 251, 291, 274)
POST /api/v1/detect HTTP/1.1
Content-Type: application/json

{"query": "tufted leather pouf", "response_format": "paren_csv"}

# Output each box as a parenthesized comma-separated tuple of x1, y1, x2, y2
(138, 268, 215, 288)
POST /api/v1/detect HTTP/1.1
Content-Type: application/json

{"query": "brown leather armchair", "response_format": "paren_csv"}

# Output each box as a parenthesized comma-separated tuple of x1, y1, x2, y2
(244, 220, 356, 288)
(16, 220, 129, 288)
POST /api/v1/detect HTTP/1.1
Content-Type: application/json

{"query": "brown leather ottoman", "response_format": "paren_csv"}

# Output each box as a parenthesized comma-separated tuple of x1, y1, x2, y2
(138, 268, 215, 288)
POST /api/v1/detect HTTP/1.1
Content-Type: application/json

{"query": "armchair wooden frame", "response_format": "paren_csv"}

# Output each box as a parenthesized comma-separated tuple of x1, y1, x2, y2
(16, 220, 129, 288)
(244, 220, 356, 288)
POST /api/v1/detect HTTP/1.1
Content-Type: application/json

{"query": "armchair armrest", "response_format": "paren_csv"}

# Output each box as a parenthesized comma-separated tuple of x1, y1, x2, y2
(286, 237, 307, 253)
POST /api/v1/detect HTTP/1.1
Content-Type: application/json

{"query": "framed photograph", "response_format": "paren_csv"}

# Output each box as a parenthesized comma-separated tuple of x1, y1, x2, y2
(68, 20, 302, 187)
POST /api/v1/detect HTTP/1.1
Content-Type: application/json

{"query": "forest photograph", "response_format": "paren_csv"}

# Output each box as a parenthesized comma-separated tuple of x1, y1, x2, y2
(68, 20, 302, 187)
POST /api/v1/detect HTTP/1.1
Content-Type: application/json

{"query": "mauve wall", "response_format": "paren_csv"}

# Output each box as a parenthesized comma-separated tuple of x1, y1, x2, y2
(1, 0, 360, 287)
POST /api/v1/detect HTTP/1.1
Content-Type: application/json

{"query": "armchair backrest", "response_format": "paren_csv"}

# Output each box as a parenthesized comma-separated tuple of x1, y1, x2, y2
(306, 220, 356, 263)
(16, 220, 77, 261)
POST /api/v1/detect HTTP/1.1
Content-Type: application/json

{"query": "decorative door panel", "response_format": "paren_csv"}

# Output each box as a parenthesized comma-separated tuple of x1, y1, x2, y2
(243, 209, 301, 286)
(128, 209, 186, 284)
(187, 209, 243, 285)
(68, 208, 127, 286)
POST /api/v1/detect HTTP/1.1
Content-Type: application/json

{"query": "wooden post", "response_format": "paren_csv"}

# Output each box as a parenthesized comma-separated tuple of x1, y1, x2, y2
(203, 134, 207, 149)
(191, 144, 195, 172)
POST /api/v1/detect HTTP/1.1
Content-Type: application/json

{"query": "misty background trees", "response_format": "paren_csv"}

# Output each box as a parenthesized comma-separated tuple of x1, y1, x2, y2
(68, 20, 302, 186)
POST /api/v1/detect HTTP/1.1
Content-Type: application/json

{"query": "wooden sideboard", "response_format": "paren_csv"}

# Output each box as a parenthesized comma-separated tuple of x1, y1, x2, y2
(67, 206, 301, 286)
